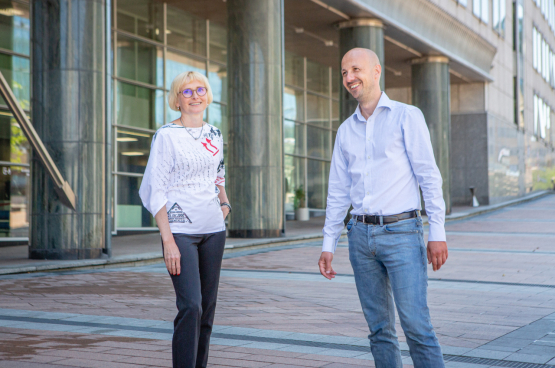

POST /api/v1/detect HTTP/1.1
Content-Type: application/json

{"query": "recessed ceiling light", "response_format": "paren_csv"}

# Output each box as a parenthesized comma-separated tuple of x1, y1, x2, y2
(121, 152, 144, 156)
(117, 137, 138, 142)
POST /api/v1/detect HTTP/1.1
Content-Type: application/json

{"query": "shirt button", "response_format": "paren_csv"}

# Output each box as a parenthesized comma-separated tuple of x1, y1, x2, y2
(366, 173, 368, 176)
(367, 155, 371, 159)
(366, 192, 369, 195)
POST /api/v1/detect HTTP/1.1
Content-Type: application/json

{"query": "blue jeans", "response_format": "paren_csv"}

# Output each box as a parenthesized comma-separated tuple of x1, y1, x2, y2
(347, 216, 444, 368)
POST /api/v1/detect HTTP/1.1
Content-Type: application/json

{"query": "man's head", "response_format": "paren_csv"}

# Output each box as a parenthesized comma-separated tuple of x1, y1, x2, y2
(341, 48, 382, 103)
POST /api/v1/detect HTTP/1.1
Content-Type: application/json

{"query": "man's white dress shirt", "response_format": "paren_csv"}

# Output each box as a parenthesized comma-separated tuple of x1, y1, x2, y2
(322, 92, 446, 253)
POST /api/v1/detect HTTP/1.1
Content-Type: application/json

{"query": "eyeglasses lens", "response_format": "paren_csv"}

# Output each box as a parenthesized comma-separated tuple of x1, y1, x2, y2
(181, 87, 207, 98)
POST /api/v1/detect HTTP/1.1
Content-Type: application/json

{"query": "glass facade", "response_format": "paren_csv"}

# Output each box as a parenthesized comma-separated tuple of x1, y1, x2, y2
(533, 94, 552, 142)
(492, 0, 506, 37)
(283, 52, 338, 214)
(532, 27, 555, 88)
(533, 0, 555, 33)
(112, 0, 227, 230)
(473, 0, 489, 23)
(0, 0, 30, 239)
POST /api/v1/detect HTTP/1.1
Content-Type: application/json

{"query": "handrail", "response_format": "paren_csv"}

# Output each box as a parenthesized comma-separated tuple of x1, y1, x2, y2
(0, 71, 77, 211)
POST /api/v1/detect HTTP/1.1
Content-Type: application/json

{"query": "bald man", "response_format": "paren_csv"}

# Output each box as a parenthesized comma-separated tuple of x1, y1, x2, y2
(318, 48, 447, 367)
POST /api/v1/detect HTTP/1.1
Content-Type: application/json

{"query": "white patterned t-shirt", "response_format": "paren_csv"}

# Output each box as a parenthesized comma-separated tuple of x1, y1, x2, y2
(139, 123, 226, 234)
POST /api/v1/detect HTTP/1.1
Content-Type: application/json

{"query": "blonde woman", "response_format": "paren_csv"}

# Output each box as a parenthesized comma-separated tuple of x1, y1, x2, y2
(139, 71, 230, 368)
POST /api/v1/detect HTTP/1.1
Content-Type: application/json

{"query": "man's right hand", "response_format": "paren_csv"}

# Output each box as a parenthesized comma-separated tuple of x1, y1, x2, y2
(163, 240, 181, 276)
(318, 251, 337, 280)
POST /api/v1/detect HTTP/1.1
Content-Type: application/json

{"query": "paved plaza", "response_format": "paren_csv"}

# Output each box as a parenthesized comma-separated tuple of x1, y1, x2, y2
(0, 194, 554, 367)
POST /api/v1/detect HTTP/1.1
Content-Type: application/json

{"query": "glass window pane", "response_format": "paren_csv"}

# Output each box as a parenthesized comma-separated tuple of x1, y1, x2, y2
(0, 114, 30, 238)
(481, 0, 489, 23)
(116, 128, 153, 174)
(284, 120, 305, 156)
(332, 68, 340, 99)
(284, 155, 305, 212)
(166, 50, 205, 89)
(493, 0, 499, 31)
(209, 23, 227, 64)
(0, 164, 30, 237)
(116, 81, 164, 129)
(285, 51, 304, 88)
(209, 63, 227, 103)
(116, 0, 163, 43)
(208, 103, 227, 141)
(473, 0, 481, 18)
(307, 159, 329, 209)
(307, 93, 330, 127)
(307, 126, 331, 159)
(0, 54, 30, 110)
(500, 0, 506, 36)
(332, 100, 340, 130)
(116, 175, 155, 228)
(0, 1, 30, 55)
(117, 35, 163, 86)
(284, 87, 304, 122)
(306, 60, 329, 95)
(167, 5, 206, 56)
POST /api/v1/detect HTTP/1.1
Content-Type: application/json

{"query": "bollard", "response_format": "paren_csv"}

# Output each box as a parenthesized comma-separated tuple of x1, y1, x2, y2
(469, 187, 480, 207)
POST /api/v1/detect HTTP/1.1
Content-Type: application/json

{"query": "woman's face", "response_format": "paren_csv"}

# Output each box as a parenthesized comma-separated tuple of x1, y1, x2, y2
(177, 80, 208, 115)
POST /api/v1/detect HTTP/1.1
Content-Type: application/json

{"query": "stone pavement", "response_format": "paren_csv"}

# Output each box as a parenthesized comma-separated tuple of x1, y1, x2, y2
(0, 194, 554, 367)
(1, 190, 549, 275)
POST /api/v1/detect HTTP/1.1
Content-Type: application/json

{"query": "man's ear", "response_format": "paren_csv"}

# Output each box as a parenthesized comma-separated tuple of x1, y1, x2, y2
(375, 65, 382, 81)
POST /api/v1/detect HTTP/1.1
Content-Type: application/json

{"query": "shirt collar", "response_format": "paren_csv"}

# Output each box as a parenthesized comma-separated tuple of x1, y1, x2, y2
(354, 92, 392, 123)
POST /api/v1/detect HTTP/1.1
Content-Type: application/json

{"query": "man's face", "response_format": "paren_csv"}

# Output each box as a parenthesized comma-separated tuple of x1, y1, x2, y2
(341, 50, 380, 102)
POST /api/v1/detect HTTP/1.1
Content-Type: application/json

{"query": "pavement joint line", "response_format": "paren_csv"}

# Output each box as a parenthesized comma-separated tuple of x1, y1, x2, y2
(445, 231, 555, 237)
(219, 268, 555, 289)
(0, 311, 553, 367)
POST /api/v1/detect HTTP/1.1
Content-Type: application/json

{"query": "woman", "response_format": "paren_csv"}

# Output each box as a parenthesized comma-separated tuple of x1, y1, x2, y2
(139, 71, 231, 368)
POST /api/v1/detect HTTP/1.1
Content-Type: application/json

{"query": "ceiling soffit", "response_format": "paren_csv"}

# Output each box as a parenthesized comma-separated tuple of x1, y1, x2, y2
(323, 0, 497, 81)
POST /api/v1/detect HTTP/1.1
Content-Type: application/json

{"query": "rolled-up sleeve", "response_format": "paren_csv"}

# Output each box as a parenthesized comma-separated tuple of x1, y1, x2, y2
(139, 132, 174, 216)
(322, 129, 352, 253)
(402, 107, 446, 242)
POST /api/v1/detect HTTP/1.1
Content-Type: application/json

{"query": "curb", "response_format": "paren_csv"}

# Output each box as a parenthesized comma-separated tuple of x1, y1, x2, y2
(1, 191, 552, 276)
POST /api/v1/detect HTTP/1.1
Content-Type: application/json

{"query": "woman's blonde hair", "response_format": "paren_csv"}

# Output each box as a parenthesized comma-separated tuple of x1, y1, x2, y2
(168, 71, 213, 111)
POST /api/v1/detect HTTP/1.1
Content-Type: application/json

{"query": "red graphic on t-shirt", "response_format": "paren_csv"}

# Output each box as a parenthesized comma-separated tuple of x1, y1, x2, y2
(201, 138, 219, 156)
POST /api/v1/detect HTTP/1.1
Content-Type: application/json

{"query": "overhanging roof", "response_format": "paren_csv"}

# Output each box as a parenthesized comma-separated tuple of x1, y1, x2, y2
(320, 0, 497, 82)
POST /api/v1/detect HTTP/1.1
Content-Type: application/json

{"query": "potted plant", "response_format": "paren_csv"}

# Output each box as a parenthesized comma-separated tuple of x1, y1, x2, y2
(294, 186, 309, 221)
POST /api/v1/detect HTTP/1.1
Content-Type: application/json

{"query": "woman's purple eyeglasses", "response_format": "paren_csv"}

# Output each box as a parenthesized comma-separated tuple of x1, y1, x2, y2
(180, 87, 207, 98)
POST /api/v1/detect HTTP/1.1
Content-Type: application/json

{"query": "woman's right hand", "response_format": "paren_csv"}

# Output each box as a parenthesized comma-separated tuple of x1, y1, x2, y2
(163, 240, 181, 275)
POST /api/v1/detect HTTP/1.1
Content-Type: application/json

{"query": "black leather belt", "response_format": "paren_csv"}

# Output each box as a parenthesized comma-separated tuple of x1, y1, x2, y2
(354, 210, 418, 225)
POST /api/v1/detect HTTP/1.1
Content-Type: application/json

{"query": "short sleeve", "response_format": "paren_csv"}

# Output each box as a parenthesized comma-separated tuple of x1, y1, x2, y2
(138, 132, 174, 216)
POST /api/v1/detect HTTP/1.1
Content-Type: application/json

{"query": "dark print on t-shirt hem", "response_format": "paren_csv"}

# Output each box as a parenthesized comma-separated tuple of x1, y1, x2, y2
(168, 203, 192, 224)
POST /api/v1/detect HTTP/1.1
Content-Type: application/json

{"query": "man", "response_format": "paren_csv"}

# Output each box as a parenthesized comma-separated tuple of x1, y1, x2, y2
(318, 48, 448, 368)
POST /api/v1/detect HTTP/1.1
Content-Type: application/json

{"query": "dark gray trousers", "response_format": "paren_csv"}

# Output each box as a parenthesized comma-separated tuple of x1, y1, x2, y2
(167, 231, 226, 368)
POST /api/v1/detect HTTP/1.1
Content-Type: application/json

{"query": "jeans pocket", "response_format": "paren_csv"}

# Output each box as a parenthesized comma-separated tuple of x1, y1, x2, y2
(384, 219, 419, 234)
(346, 219, 355, 235)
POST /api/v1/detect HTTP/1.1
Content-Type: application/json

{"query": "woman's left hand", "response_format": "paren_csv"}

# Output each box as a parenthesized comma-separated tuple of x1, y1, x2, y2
(222, 206, 230, 219)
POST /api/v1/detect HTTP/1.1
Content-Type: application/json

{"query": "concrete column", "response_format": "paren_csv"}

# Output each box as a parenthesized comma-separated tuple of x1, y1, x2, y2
(30, 0, 106, 259)
(227, 0, 283, 237)
(338, 19, 384, 122)
(411, 56, 451, 214)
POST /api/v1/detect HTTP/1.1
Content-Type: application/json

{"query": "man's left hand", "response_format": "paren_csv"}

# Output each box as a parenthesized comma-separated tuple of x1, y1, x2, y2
(427, 241, 448, 271)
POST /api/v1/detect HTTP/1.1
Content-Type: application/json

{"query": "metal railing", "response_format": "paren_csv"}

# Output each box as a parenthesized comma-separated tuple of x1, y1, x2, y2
(0, 72, 77, 211)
